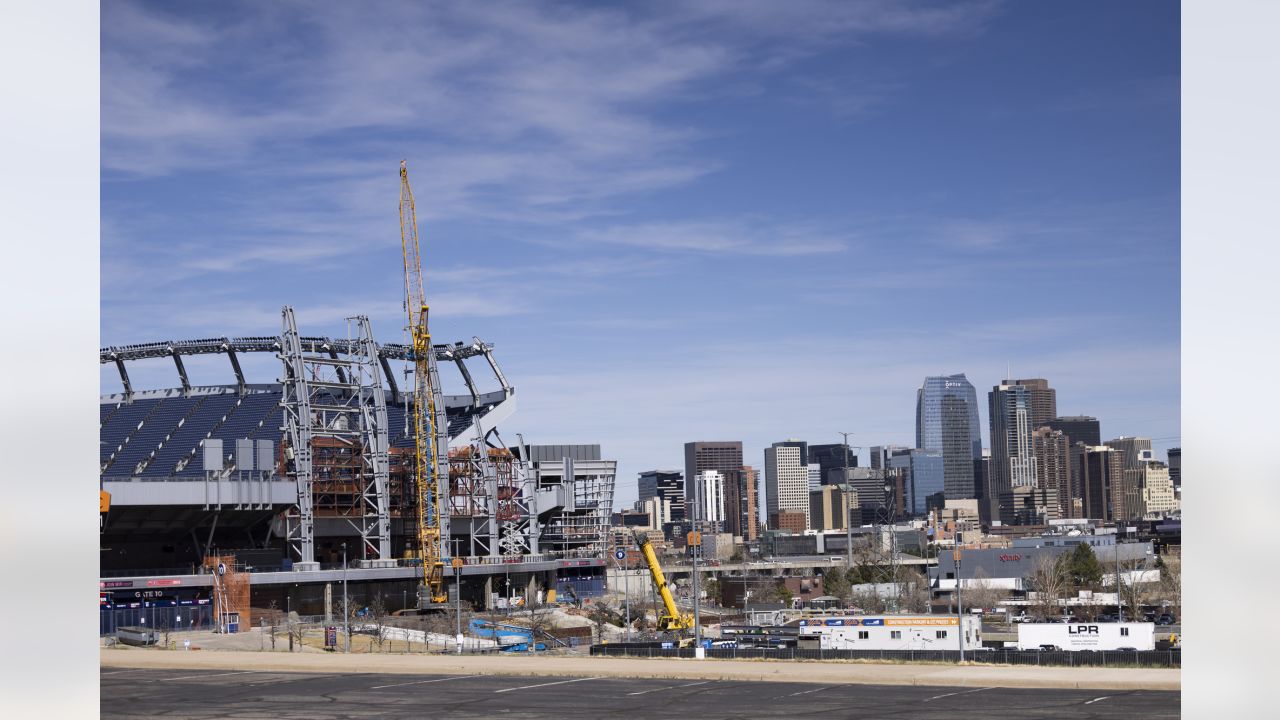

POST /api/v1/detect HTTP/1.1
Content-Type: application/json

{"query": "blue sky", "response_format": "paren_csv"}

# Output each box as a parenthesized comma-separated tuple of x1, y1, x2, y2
(101, 0, 1180, 509)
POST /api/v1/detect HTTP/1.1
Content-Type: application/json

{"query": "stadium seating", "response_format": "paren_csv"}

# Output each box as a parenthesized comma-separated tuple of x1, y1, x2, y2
(145, 393, 240, 476)
(100, 398, 164, 466)
(101, 387, 484, 478)
(103, 399, 188, 476)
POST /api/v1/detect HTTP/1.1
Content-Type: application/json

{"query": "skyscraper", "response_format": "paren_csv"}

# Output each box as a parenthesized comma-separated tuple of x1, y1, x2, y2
(809, 443, 858, 484)
(1107, 436, 1154, 521)
(1046, 416, 1101, 447)
(807, 463, 823, 492)
(989, 381, 1039, 523)
(1032, 426, 1074, 518)
(765, 442, 810, 530)
(888, 448, 945, 515)
(1073, 445, 1125, 521)
(683, 441, 743, 511)
(916, 374, 983, 500)
(1013, 378, 1058, 430)
(694, 470, 726, 528)
(1167, 448, 1181, 489)
(638, 469, 685, 522)
(722, 466, 759, 541)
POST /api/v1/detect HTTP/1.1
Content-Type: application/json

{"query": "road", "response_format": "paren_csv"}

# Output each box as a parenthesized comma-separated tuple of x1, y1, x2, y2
(101, 668, 1179, 719)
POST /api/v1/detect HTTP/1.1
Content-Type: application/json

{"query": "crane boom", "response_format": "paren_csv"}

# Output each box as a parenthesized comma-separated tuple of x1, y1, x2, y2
(633, 529, 693, 632)
(400, 160, 446, 606)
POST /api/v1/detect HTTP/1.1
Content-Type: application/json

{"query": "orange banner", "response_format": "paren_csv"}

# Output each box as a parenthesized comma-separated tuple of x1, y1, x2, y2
(884, 617, 958, 626)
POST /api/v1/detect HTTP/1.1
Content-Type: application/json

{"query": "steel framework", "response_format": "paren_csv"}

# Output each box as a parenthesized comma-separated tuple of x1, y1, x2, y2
(280, 309, 392, 566)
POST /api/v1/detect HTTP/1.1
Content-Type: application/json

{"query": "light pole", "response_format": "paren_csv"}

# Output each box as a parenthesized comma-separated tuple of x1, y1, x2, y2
(954, 548, 965, 663)
(453, 557, 463, 654)
(692, 477, 703, 657)
(342, 543, 349, 653)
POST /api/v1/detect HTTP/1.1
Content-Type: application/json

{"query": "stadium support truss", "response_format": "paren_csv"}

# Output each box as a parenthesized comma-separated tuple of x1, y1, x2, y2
(280, 309, 392, 568)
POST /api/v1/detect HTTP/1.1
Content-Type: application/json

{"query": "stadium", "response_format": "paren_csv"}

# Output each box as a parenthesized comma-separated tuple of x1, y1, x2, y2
(99, 307, 615, 631)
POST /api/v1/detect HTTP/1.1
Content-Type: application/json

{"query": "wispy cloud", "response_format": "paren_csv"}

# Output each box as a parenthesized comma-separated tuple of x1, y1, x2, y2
(577, 219, 848, 256)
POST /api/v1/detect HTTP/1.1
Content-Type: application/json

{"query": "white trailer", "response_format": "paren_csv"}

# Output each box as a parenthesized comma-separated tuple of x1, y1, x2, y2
(1016, 622, 1154, 651)
(797, 615, 982, 651)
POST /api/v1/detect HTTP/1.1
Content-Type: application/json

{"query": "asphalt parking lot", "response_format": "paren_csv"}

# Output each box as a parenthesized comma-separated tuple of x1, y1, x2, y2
(101, 668, 1179, 719)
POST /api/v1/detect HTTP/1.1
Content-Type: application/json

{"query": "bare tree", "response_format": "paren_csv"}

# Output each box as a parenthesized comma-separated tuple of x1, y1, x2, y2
(849, 585, 888, 614)
(897, 569, 931, 613)
(267, 600, 278, 651)
(965, 568, 1007, 613)
(1152, 552, 1181, 613)
(286, 610, 305, 651)
(522, 594, 558, 650)
(1025, 554, 1069, 621)
(366, 594, 391, 652)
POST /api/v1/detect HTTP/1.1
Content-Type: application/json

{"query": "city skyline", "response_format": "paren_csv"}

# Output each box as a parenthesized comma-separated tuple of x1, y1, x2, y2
(100, 1, 1180, 509)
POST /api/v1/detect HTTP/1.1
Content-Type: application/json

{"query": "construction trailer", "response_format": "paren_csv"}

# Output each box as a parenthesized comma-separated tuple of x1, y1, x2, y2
(1016, 622, 1155, 651)
(797, 615, 982, 651)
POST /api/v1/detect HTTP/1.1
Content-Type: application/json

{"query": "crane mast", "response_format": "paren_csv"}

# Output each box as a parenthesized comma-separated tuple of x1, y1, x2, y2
(400, 160, 447, 606)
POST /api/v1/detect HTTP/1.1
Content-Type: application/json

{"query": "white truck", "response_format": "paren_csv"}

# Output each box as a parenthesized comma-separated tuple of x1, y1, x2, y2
(1016, 622, 1154, 651)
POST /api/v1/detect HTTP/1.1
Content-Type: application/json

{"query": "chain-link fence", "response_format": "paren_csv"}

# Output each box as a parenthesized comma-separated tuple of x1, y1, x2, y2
(590, 643, 1180, 667)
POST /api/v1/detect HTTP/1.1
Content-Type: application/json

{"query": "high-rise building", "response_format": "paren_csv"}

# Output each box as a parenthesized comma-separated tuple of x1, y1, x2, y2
(1167, 448, 1181, 490)
(1073, 445, 1125, 521)
(694, 470, 726, 528)
(989, 381, 1039, 523)
(722, 466, 759, 541)
(870, 445, 909, 470)
(916, 374, 983, 500)
(830, 466, 887, 520)
(807, 463, 823, 492)
(809, 486, 855, 531)
(888, 448, 945, 516)
(974, 450, 992, 524)
(1107, 437, 1154, 521)
(765, 442, 810, 530)
(809, 443, 858, 485)
(1031, 426, 1074, 518)
(1142, 461, 1177, 516)
(1013, 378, 1058, 430)
(638, 470, 686, 522)
(683, 442, 743, 511)
(1046, 416, 1101, 447)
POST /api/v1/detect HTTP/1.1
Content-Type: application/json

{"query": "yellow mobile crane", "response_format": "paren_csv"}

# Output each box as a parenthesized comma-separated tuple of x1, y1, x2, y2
(633, 529, 694, 642)
(401, 161, 447, 607)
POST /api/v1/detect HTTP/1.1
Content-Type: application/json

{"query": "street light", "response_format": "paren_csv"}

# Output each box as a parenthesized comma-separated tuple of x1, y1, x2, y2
(954, 548, 965, 663)
(342, 542, 349, 653)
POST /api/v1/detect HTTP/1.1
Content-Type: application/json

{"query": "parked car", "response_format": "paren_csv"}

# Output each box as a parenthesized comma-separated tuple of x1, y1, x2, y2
(1156, 614, 1176, 626)
(1038, 644, 1061, 651)
(1097, 613, 1118, 623)
(1116, 646, 1138, 652)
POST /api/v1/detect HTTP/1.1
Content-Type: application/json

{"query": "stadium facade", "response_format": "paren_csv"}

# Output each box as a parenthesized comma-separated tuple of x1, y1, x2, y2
(99, 308, 614, 620)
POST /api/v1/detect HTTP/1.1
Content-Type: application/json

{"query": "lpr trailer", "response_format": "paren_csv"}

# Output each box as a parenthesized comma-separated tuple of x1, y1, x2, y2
(1016, 622, 1155, 651)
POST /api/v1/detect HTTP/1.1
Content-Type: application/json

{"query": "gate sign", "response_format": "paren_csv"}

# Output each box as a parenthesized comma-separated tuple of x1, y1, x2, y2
(614, 550, 626, 561)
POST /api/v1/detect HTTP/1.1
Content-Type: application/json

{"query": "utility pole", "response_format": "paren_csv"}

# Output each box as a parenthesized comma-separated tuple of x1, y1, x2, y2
(341, 543, 349, 653)
(838, 432, 855, 570)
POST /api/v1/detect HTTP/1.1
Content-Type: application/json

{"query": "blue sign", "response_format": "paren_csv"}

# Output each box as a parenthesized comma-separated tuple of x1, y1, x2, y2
(614, 550, 626, 561)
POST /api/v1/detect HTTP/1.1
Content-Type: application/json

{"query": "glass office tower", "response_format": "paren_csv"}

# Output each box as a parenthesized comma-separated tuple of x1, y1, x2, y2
(915, 374, 983, 500)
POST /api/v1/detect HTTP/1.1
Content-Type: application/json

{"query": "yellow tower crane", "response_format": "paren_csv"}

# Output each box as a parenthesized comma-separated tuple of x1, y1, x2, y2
(400, 160, 447, 606)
